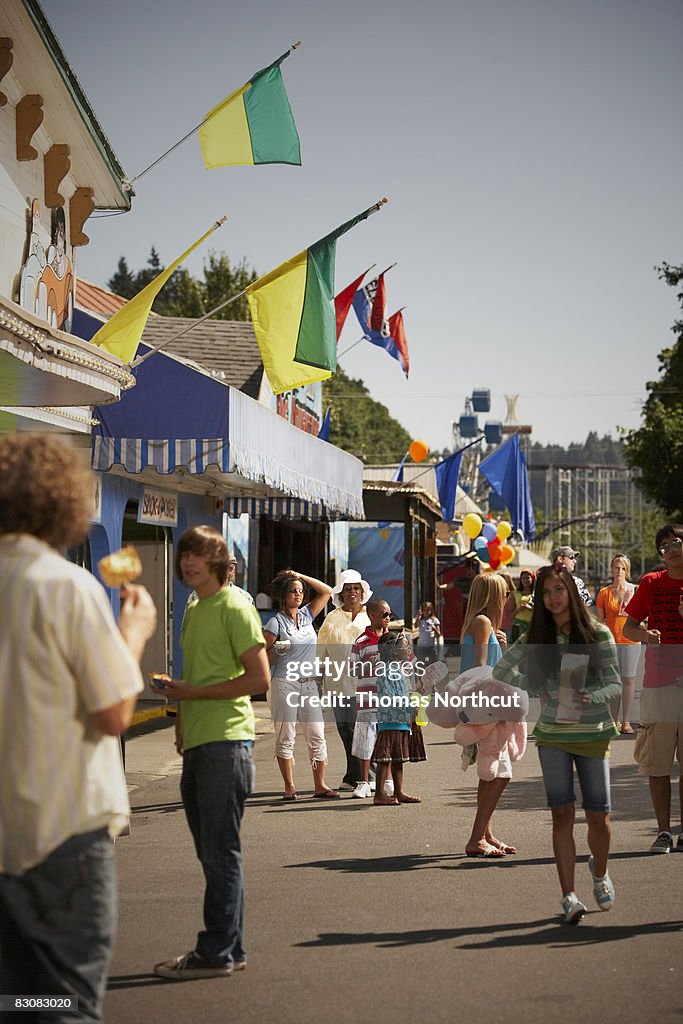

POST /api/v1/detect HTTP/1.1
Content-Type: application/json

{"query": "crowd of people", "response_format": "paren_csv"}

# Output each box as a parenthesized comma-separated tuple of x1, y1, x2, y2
(1, 433, 681, 1014)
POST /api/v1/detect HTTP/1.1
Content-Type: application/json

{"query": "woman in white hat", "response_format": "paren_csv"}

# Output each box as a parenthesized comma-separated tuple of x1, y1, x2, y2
(317, 570, 372, 790)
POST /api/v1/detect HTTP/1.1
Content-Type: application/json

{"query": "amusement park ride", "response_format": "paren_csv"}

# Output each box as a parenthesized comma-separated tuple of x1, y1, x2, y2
(452, 390, 532, 515)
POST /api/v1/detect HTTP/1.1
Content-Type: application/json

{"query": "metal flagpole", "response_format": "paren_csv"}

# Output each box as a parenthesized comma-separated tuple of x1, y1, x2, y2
(131, 198, 389, 369)
(123, 41, 302, 191)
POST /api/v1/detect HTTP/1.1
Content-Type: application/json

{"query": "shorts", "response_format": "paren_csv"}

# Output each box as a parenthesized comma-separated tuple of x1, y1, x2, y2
(351, 712, 377, 760)
(537, 745, 611, 812)
(616, 643, 641, 678)
(476, 744, 512, 781)
(635, 685, 683, 776)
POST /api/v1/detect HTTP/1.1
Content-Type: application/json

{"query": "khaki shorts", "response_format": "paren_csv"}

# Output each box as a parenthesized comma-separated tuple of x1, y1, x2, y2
(635, 685, 683, 776)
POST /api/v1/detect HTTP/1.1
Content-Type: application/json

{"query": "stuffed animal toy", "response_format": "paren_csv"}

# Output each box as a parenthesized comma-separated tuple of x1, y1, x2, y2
(424, 666, 529, 781)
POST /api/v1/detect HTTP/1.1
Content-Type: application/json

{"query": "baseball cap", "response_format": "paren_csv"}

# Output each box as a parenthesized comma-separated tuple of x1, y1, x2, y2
(551, 546, 580, 560)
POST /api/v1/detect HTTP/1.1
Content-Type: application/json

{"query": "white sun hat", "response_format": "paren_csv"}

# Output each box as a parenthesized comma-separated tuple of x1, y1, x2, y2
(330, 568, 373, 607)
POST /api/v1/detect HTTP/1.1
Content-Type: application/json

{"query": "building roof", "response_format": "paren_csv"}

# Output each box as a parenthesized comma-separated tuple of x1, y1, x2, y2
(75, 279, 127, 318)
(16, 0, 131, 209)
(138, 316, 264, 398)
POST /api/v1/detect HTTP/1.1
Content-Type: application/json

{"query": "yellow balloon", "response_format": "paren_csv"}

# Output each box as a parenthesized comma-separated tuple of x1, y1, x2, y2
(409, 439, 429, 463)
(463, 513, 483, 539)
(496, 521, 512, 541)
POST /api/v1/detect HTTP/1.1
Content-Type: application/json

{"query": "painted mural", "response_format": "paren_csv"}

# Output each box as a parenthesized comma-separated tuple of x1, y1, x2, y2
(19, 200, 74, 333)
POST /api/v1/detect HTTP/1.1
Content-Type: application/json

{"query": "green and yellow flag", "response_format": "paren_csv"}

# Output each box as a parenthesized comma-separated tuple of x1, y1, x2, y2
(91, 222, 221, 364)
(199, 50, 301, 170)
(246, 202, 384, 395)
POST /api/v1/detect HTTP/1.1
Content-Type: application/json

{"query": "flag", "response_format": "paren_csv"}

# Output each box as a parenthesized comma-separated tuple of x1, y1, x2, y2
(370, 272, 387, 332)
(479, 433, 536, 541)
(246, 204, 379, 394)
(334, 269, 369, 340)
(435, 450, 463, 523)
(388, 309, 410, 378)
(91, 224, 218, 363)
(318, 407, 331, 441)
(352, 280, 409, 377)
(392, 451, 408, 482)
(198, 50, 301, 169)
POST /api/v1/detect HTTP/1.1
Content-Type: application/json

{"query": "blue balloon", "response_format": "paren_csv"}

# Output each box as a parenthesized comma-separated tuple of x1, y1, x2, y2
(481, 522, 497, 542)
(474, 536, 488, 552)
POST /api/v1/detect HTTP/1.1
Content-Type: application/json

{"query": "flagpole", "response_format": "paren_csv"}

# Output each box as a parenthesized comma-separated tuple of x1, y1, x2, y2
(123, 41, 303, 191)
(131, 198, 389, 369)
(386, 436, 485, 492)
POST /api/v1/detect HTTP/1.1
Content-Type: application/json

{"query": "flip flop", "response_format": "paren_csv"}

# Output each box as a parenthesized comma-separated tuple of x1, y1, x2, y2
(313, 790, 341, 799)
(466, 845, 506, 858)
(494, 844, 517, 855)
(373, 796, 399, 805)
(282, 793, 297, 801)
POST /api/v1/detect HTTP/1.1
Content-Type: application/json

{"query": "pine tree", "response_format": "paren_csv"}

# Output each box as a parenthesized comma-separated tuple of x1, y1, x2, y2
(107, 257, 137, 299)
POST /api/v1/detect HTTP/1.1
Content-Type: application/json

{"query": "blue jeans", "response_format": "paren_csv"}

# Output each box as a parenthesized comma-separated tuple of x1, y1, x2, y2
(0, 829, 115, 1023)
(180, 741, 254, 967)
(537, 745, 611, 812)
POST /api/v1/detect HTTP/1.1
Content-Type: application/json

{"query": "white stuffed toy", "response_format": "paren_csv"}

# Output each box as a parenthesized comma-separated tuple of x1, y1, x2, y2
(424, 665, 529, 781)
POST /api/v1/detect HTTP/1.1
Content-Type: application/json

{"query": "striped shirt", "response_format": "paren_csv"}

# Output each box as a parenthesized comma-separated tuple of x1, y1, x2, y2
(0, 535, 144, 875)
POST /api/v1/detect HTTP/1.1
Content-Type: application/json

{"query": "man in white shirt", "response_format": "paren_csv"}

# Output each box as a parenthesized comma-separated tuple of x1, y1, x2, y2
(0, 434, 156, 1023)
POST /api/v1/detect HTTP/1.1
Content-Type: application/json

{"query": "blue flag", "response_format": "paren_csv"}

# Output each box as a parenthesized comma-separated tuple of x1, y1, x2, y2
(392, 451, 408, 483)
(434, 450, 463, 522)
(318, 407, 331, 442)
(479, 433, 535, 540)
(352, 281, 408, 376)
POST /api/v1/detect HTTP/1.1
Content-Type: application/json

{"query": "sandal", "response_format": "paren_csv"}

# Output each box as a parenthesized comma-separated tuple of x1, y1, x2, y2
(282, 792, 297, 801)
(620, 724, 634, 735)
(313, 789, 341, 799)
(466, 843, 506, 858)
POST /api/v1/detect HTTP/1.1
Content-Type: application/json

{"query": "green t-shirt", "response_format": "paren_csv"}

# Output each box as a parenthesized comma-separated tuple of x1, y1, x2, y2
(180, 587, 265, 750)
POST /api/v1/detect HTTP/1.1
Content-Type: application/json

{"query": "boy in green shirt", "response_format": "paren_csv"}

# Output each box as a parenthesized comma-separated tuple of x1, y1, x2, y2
(153, 526, 269, 980)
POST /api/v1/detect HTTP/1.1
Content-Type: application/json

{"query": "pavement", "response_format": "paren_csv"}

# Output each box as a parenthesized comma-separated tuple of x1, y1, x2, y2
(112, 704, 683, 1024)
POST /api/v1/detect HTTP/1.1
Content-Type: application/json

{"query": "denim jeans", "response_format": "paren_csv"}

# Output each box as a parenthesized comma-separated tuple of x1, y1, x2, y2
(0, 829, 115, 1024)
(180, 741, 254, 967)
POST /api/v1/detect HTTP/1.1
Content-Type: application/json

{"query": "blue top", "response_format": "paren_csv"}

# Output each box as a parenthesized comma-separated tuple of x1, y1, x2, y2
(264, 606, 316, 681)
(460, 629, 502, 671)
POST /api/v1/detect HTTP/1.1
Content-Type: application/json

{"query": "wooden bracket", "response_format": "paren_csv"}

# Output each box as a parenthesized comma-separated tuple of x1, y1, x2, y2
(16, 94, 44, 160)
(44, 145, 71, 207)
(70, 186, 95, 246)
(0, 38, 13, 106)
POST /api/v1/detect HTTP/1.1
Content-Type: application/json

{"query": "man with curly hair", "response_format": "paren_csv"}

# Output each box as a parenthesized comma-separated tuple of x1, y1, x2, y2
(0, 433, 157, 1022)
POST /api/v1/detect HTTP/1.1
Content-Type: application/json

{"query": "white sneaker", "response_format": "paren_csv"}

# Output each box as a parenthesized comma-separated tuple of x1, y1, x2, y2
(352, 781, 372, 799)
(588, 856, 615, 911)
(369, 778, 376, 792)
(561, 892, 587, 925)
(383, 779, 394, 797)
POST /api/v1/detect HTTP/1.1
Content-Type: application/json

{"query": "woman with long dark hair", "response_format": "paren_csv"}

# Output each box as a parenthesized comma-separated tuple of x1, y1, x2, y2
(493, 566, 621, 924)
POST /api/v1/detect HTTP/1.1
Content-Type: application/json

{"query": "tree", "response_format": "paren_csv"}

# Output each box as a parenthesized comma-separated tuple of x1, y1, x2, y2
(107, 257, 137, 299)
(322, 367, 413, 464)
(105, 249, 257, 322)
(203, 252, 257, 322)
(623, 263, 683, 519)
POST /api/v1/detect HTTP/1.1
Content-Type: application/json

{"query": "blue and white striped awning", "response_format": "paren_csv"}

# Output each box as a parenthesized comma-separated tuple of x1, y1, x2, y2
(93, 437, 229, 475)
(225, 496, 344, 522)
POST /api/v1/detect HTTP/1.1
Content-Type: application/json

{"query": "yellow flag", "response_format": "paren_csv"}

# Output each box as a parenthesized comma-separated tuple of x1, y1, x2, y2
(91, 224, 220, 363)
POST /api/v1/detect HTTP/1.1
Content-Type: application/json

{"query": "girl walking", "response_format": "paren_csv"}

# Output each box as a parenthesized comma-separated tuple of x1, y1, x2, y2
(493, 566, 621, 923)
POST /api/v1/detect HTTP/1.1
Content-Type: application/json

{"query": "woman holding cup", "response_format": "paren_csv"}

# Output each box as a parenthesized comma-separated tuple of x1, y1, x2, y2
(264, 570, 340, 800)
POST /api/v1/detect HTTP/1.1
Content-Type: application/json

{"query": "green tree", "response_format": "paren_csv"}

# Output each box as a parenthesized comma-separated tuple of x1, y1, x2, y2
(623, 263, 683, 519)
(203, 252, 257, 322)
(322, 368, 413, 464)
(107, 257, 136, 299)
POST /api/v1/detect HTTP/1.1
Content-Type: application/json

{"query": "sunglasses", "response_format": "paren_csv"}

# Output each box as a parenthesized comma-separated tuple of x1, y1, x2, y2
(381, 611, 392, 618)
(658, 538, 682, 555)
(288, 588, 304, 595)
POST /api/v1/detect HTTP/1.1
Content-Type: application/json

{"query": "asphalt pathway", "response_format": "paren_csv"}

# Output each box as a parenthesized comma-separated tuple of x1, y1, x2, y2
(109, 711, 682, 1024)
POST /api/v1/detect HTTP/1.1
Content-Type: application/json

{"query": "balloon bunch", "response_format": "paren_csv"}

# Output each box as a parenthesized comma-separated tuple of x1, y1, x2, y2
(462, 514, 515, 570)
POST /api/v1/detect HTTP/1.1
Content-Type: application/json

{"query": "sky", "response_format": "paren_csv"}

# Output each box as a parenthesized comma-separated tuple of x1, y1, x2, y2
(41, 0, 683, 456)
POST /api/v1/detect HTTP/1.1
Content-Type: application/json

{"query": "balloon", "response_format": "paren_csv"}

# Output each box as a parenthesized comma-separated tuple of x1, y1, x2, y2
(488, 536, 502, 550)
(481, 522, 497, 542)
(500, 544, 515, 565)
(496, 521, 512, 541)
(477, 547, 490, 564)
(474, 537, 488, 553)
(489, 554, 501, 570)
(409, 440, 429, 463)
(463, 513, 483, 539)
